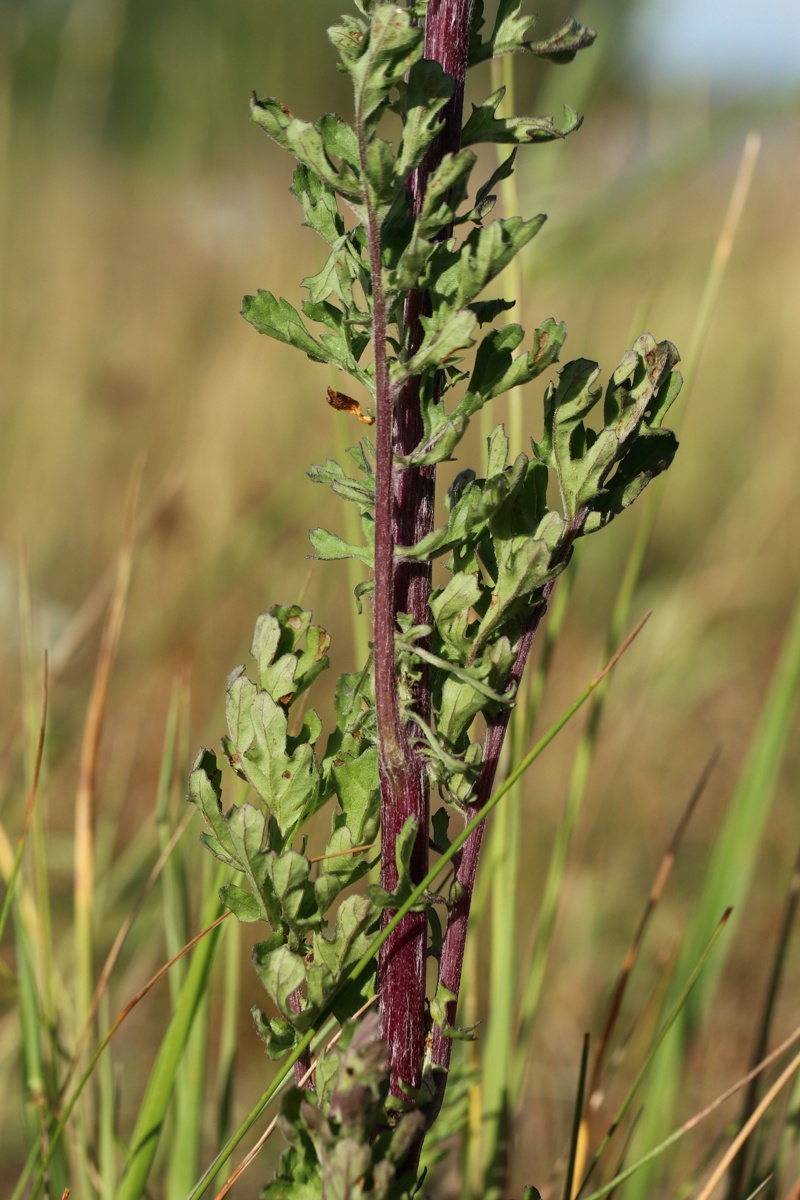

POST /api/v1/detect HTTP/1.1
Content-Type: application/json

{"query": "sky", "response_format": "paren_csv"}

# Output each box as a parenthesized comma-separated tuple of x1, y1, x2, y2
(629, 0, 800, 87)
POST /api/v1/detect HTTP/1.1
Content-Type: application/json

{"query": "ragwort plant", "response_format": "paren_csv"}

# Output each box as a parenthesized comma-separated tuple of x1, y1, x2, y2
(188, 1, 682, 1192)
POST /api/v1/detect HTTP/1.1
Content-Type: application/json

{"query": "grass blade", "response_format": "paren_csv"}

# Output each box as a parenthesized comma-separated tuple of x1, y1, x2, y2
(576, 908, 732, 1198)
(564, 1035, 591, 1200)
(578, 1022, 800, 1200)
(632, 587, 800, 1194)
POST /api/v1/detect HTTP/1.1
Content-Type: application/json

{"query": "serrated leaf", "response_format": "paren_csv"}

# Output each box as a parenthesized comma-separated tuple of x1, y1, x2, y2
(265, 850, 323, 933)
(365, 135, 397, 211)
(533, 335, 680, 527)
(308, 525, 373, 567)
(308, 457, 375, 509)
(290, 164, 345, 246)
(472, 527, 563, 654)
(187, 748, 238, 865)
(226, 677, 320, 839)
(249, 606, 330, 711)
(314, 827, 375, 912)
(218, 883, 264, 922)
(253, 943, 309, 1023)
(330, 745, 380, 844)
(395, 58, 453, 180)
(396, 306, 477, 380)
(583, 427, 679, 534)
(474, 147, 517, 210)
(346, 4, 422, 135)
(242, 290, 329, 363)
(462, 89, 583, 146)
(307, 894, 378, 1010)
(469, 7, 596, 65)
(432, 215, 546, 311)
(223, 801, 275, 924)
(300, 298, 372, 379)
(431, 572, 483, 643)
(251, 97, 363, 202)
(317, 111, 360, 172)
(401, 448, 527, 561)
(401, 319, 565, 467)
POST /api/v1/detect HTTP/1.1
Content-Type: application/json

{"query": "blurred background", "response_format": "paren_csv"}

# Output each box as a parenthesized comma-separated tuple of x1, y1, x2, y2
(0, 0, 798, 1194)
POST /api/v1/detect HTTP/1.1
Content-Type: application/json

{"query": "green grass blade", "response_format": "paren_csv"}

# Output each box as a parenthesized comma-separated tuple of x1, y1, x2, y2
(630, 588, 800, 1196)
(576, 909, 732, 1198)
(213, 909, 241, 1191)
(564, 1034, 591, 1200)
(726, 838, 800, 1200)
(115, 869, 227, 1200)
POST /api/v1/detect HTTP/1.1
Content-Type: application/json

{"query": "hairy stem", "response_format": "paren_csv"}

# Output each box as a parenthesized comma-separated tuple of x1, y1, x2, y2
(371, 0, 476, 1099)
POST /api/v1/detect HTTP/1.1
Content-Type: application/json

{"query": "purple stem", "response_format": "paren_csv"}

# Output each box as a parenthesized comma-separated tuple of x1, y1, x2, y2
(372, 0, 476, 1099)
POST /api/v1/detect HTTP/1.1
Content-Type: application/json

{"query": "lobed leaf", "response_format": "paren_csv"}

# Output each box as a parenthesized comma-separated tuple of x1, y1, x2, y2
(462, 88, 583, 146)
(250, 97, 363, 202)
(469, 3, 596, 65)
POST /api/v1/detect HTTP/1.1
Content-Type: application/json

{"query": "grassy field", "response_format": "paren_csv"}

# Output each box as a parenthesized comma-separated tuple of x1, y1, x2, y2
(1, 2, 798, 1196)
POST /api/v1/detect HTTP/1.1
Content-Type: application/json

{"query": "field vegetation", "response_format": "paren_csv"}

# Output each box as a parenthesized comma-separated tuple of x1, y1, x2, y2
(1, 1, 798, 1196)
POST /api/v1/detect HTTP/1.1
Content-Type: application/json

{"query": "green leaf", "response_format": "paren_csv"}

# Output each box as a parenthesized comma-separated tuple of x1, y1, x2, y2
(430, 572, 483, 655)
(307, 895, 378, 1011)
(533, 336, 680, 527)
(433, 634, 516, 751)
(218, 883, 263, 923)
(250, 97, 362, 202)
(431, 982, 477, 1039)
(253, 943, 309, 1023)
(474, 147, 517, 210)
(251, 606, 331, 706)
(224, 802, 277, 925)
(308, 457, 375, 509)
(462, 89, 583, 146)
(468, 4, 596, 66)
(471, 0, 533, 64)
(472, 516, 565, 654)
(266, 851, 323, 934)
(314, 826, 375, 912)
(365, 135, 397, 211)
(401, 319, 565, 466)
(308, 524, 373, 567)
(290, 164, 345, 246)
(368, 816, 423, 910)
(299, 298, 373, 381)
(252, 1010, 300, 1062)
(430, 215, 547, 311)
(225, 673, 320, 839)
(241, 290, 329, 363)
(400, 449, 528, 562)
(187, 749, 238, 868)
(583, 428, 679, 535)
(395, 59, 453, 180)
(344, 5, 422, 134)
(330, 746, 380, 845)
(397, 306, 477, 380)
